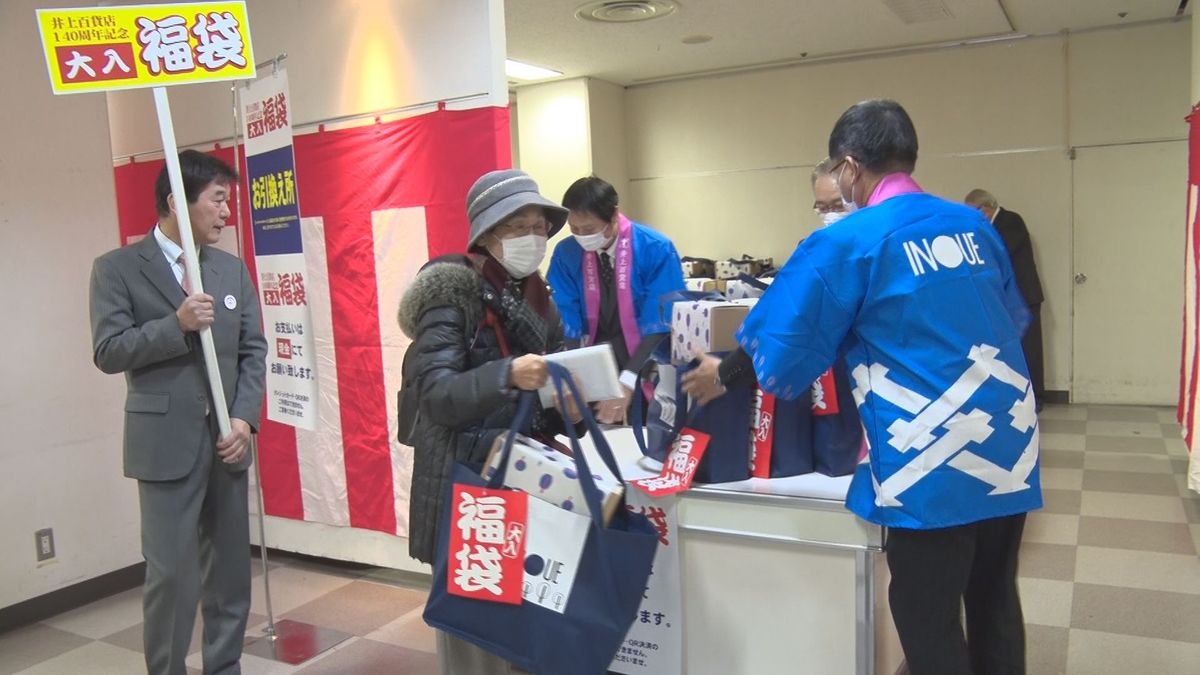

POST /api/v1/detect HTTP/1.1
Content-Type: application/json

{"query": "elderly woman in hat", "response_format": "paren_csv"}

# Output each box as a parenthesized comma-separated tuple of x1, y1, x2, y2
(397, 169, 582, 674)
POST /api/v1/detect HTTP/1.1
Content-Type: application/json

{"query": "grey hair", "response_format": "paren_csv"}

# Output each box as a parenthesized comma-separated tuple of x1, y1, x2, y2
(965, 188, 998, 209)
(811, 157, 838, 187)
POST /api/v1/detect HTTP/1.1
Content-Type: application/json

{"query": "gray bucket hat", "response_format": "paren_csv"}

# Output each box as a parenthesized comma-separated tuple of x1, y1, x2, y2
(466, 169, 568, 247)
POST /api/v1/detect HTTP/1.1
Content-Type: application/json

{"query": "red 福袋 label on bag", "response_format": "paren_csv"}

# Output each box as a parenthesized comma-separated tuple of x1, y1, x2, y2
(630, 428, 712, 497)
(750, 388, 776, 477)
(812, 368, 840, 416)
(447, 484, 527, 604)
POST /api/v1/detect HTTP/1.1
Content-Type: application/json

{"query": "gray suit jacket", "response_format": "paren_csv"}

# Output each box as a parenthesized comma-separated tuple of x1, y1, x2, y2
(90, 231, 267, 481)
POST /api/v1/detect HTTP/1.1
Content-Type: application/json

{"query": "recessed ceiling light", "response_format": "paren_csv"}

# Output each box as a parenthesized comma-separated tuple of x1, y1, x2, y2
(576, 0, 679, 24)
(681, 34, 712, 45)
(505, 59, 562, 81)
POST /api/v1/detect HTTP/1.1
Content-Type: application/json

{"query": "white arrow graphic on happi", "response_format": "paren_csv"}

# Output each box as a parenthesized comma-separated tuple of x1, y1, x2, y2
(853, 344, 1038, 506)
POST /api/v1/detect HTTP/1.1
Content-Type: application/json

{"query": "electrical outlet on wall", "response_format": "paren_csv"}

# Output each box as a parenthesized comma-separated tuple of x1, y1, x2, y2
(35, 528, 55, 563)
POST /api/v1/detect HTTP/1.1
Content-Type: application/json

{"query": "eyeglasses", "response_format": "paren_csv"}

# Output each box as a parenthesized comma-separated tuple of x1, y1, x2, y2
(495, 216, 549, 238)
(813, 200, 846, 215)
(828, 156, 851, 175)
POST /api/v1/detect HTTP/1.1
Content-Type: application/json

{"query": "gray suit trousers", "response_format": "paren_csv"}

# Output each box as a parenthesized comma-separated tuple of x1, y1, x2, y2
(139, 420, 250, 675)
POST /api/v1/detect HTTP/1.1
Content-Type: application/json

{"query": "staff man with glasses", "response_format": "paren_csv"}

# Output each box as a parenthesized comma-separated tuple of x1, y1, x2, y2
(736, 100, 1042, 675)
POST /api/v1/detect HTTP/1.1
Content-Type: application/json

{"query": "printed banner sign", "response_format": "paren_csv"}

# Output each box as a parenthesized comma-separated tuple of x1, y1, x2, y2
(630, 429, 711, 497)
(240, 69, 318, 430)
(37, 2, 255, 95)
(610, 492, 683, 674)
(447, 485, 527, 605)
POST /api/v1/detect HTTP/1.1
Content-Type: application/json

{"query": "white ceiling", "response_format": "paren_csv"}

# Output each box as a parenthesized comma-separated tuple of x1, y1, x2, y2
(505, 0, 1188, 86)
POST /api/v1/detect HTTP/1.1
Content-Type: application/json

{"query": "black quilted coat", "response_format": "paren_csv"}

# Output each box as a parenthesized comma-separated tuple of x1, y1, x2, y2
(396, 257, 570, 563)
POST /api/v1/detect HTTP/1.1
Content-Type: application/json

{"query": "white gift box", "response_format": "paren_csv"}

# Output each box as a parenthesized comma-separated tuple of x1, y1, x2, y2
(725, 278, 771, 300)
(482, 434, 624, 525)
(715, 260, 740, 280)
(670, 299, 750, 362)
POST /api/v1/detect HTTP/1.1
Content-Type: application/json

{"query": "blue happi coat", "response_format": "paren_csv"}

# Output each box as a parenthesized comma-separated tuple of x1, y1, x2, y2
(548, 220, 685, 342)
(737, 187, 1042, 529)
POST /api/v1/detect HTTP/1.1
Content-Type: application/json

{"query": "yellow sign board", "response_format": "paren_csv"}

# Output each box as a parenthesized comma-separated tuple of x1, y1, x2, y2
(37, 2, 256, 95)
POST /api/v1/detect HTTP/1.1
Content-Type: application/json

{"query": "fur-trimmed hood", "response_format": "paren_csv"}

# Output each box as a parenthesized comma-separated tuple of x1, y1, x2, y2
(397, 260, 483, 339)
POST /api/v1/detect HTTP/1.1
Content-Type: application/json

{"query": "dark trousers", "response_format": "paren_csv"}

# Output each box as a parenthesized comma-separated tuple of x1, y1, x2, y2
(1022, 304, 1044, 409)
(887, 513, 1028, 675)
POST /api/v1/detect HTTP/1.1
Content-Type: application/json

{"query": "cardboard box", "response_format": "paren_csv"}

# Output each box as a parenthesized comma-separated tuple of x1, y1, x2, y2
(684, 278, 726, 294)
(671, 300, 750, 362)
(482, 434, 624, 525)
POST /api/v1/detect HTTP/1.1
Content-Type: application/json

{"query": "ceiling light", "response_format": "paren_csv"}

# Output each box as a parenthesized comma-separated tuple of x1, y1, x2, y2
(576, 0, 679, 24)
(880, 0, 954, 25)
(505, 59, 563, 81)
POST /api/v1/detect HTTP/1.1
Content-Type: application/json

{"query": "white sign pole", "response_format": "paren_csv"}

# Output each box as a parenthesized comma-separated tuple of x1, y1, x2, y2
(153, 85, 232, 440)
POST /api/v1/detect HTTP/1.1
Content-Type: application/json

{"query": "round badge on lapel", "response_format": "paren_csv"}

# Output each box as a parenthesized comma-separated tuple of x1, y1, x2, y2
(224, 294, 237, 310)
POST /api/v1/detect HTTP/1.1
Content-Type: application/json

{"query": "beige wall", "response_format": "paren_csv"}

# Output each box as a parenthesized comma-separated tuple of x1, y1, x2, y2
(587, 78, 631, 206)
(516, 78, 592, 212)
(1, 0, 136, 608)
(621, 21, 1190, 394)
(515, 78, 592, 259)
(516, 77, 632, 261)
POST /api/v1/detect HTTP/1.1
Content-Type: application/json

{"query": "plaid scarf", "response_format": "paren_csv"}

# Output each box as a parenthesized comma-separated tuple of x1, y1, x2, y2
(474, 253, 550, 356)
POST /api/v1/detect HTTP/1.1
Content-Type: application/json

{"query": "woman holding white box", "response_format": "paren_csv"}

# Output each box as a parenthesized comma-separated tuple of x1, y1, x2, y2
(397, 169, 584, 674)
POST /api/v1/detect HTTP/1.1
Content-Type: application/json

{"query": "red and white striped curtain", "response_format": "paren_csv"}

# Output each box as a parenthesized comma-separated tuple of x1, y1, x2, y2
(1178, 105, 1200, 494)
(113, 106, 513, 533)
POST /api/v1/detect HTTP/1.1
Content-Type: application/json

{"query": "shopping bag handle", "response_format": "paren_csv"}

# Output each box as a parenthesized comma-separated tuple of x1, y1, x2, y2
(656, 289, 725, 325)
(735, 273, 771, 290)
(485, 364, 625, 531)
(630, 360, 705, 460)
(548, 363, 629, 529)
(485, 391, 537, 490)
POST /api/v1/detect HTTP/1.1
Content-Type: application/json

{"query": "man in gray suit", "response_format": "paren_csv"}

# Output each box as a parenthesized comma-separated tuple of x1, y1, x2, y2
(90, 150, 267, 674)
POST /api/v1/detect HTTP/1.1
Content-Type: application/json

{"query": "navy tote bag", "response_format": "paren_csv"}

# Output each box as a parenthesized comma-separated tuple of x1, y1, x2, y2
(759, 392, 815, 478)
(423, 364, 658, 675)
(632, 357, 753, 484)
(812, 361, 863, 477)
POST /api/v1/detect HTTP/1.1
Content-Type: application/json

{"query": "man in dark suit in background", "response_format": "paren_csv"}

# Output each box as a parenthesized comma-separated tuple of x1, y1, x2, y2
(90, 150, 266, 674)
(966, 189, 1046, 411)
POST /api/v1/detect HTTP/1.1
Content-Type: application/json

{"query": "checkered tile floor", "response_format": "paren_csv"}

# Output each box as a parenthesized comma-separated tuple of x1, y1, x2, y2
(1, 404, 1197, 674)
(0, 552, 440, 674)
(1018, 404, 1200, 675)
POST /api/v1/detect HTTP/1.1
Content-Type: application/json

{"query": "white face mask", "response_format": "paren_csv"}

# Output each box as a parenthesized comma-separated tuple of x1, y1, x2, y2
(838, 162, 861, 212)
(497, 234, 547, 278)
(574, 230, 609, 252)
(821, 211, 849, 227)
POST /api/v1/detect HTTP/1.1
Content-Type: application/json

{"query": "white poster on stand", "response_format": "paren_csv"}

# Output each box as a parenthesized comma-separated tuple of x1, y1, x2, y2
(240, 69, 318, 430)
(610, 492, 683, 674)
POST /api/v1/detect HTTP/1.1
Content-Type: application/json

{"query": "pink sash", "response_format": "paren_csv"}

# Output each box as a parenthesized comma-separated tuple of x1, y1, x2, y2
(867, 173, 923, 207)
(582, 214, 642, 357)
